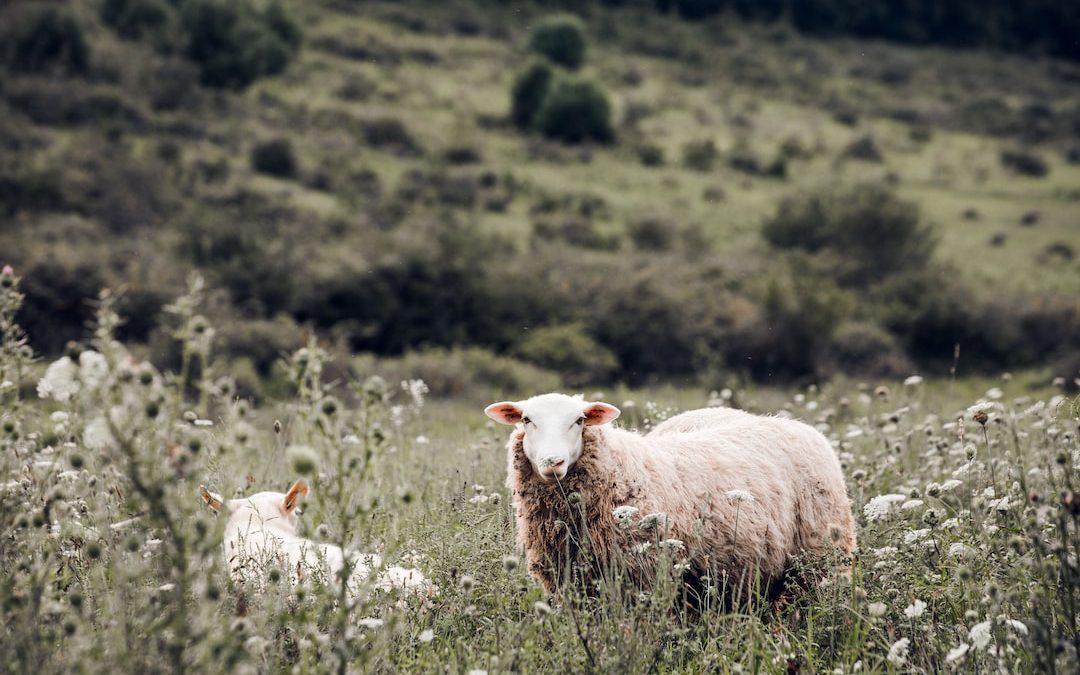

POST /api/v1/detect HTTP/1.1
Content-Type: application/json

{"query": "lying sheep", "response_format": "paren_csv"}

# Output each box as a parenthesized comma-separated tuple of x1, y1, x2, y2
(199, 480, 432, 598)
(486, 393, 855, 603)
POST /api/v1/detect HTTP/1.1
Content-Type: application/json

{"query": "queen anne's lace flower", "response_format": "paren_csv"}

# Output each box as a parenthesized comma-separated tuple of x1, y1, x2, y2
(37, 357, 79, 402)
(945, 642, 969, 663)
(726, 489, 755, 503)
(887, 638, 910, 666)
(863, 494, 906, 521)
(903, 599, 927, 619)
(78, 350, 109, 390)
(969, 621, 992, 650)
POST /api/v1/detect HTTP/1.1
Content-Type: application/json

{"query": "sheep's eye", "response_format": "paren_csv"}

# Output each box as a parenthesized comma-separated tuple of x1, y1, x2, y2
(522, 417, 532, 426)
(575, 417, 585, 426)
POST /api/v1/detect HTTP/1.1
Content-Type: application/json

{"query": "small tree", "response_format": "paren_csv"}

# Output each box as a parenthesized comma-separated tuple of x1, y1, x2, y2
(534, 75, 614, 144)
(529, 14, 586, 69)
(251, 138, 297, 178)
(6, 5, 89, 74)
(511, 58, 555, 129)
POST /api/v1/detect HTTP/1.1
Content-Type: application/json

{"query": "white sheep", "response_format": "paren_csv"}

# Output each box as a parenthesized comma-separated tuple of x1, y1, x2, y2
(485, 393, 855, 603)
(198, 480, 433, 598)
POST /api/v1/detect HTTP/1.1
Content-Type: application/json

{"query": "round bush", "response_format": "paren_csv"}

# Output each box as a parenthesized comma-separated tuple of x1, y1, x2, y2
(102, 0, 171, 40)
(513, 323, 618, 386)
(179, 0, 299, 89)
(251, 138, 297, 178)
(528, 14, 586, 69)
(511, 59, 555, 129)
(6, 6, 89, 75)
(534, 76, 614, 144)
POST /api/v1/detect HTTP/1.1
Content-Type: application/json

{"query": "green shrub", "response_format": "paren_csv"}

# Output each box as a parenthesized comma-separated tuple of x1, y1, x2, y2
(763, 184, 935, 285)
(818, 320, 913, 378)
(178, 0, 299, 89)
(361, 117, 422, 155)
(251, 138, 297, 178)
(513, 323, 618, 386)
(637, 142, 665, 167)
(534, 76, 614, 143)
(1000, 148, 1049, 177)
(511, 59, 555, 129)
(627, 217, 677, 251)
(102, 0, 171, 40)
(4, 5, 89, 75)
(529, 14, 587, 69)
(682, 138, 717, 171)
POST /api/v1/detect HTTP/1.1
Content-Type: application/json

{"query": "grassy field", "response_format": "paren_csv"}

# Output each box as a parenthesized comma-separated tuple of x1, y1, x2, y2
(2, 272, 1079, 673)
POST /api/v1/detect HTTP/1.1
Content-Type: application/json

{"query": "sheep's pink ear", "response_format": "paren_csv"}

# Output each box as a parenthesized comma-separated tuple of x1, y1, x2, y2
(485, 401, 523, 425)
(583, 402, 620, 426)
(199, 485, 224, 513)
(282, 479, 310, 513)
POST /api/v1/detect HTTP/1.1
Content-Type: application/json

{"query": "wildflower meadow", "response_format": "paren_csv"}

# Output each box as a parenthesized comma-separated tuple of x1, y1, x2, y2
(2, 266, 1078, 674)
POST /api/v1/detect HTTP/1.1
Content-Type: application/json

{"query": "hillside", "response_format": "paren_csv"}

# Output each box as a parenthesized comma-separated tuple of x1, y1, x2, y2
(2, 0, 1079, 392)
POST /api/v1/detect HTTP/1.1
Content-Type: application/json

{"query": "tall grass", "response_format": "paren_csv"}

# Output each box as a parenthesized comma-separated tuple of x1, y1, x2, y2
(1, 270, 1078, 672)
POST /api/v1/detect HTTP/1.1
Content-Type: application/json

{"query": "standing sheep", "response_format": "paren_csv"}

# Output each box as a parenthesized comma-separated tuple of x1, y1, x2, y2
(198, 480, 433, 598)
(485, 393, 855, 603)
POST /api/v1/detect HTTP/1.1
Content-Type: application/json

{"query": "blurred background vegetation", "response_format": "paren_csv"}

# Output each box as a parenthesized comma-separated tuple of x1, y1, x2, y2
(2, 0, 1079, 397)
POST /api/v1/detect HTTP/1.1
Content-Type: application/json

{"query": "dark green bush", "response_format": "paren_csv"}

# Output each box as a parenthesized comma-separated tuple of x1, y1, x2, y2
(251, 138, 297, 178)
(763, 184, 935, 285)
(682, 138, 717, 171)
(627, 217, 678, 251)
(842, 134, 884, 162)
(511, 59, 555, 129)
(637, 142, 665, 167)
(4, 5, 89, 75)
(352, 348, 561, 399)
(818, 320, 913, 378)
(179, 0, 299, 89)
(534, 76, 614, 144)
(1000, 148, 1049, 177)
(17, 258, 105, 355)
(513, 323, 618, 386)
(529, 14, 587, 69)
(361, 117, 422, 155)
(102, 0, 171, 40)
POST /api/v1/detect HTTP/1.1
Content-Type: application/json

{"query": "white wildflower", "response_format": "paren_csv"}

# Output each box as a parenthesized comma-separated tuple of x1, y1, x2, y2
(948, 542, 975, 559)
(863, 494, 906, 521)
(84, 416, 115, 450)
(945, 642, 969, 664)
(940, 479, 963, 492)
(904, 528, 931, 545)
(418, 629, 434, 643)
(887, 638, 910, 666)
(903, 599, 927, 619)
(78, 350, 109, 390)
(402, 379, 428, 408)
(50, 411, 70, 423)
(415, 435, 430, 445)
(726, 489, 755, 503)
(904, 375, 924, 386)
(901, 499, 924, 511)
(872, 546, 898, 558)
(1006, 619, 1028, 636)
(985, 387, 1003, 400)
(631, 542, 652, 555)
(659, 538, 684, 552)
(193, 419, 213, 427)
(612, 505, 639, 528)
(969, 621, 992, 650)
(358, 617, 384, 629)
(37, 357, 79, 401)
(987, 496, 1010, 513)
(867, 602, 887, 618)
(467, 670, 488, 675)
(845, 428, 864, 439)
(469, 494, 490, 505)
(639, 512, 668, 529)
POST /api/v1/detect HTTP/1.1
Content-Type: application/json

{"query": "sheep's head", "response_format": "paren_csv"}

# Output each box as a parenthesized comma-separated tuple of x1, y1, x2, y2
(485, 393, 619, 481)
(199, 480, 309, 534)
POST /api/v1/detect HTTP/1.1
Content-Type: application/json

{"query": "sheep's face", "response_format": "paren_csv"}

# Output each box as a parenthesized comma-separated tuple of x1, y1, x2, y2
(485, 393, 620, 482)
(199, 480, 308, 533)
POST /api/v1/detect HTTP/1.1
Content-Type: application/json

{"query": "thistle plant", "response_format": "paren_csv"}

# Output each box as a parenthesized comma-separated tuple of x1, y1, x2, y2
(0, 264, 32, 404)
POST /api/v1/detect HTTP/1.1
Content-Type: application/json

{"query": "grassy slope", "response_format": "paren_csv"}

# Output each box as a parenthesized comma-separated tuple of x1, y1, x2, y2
(225, 2, 1080, 295)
